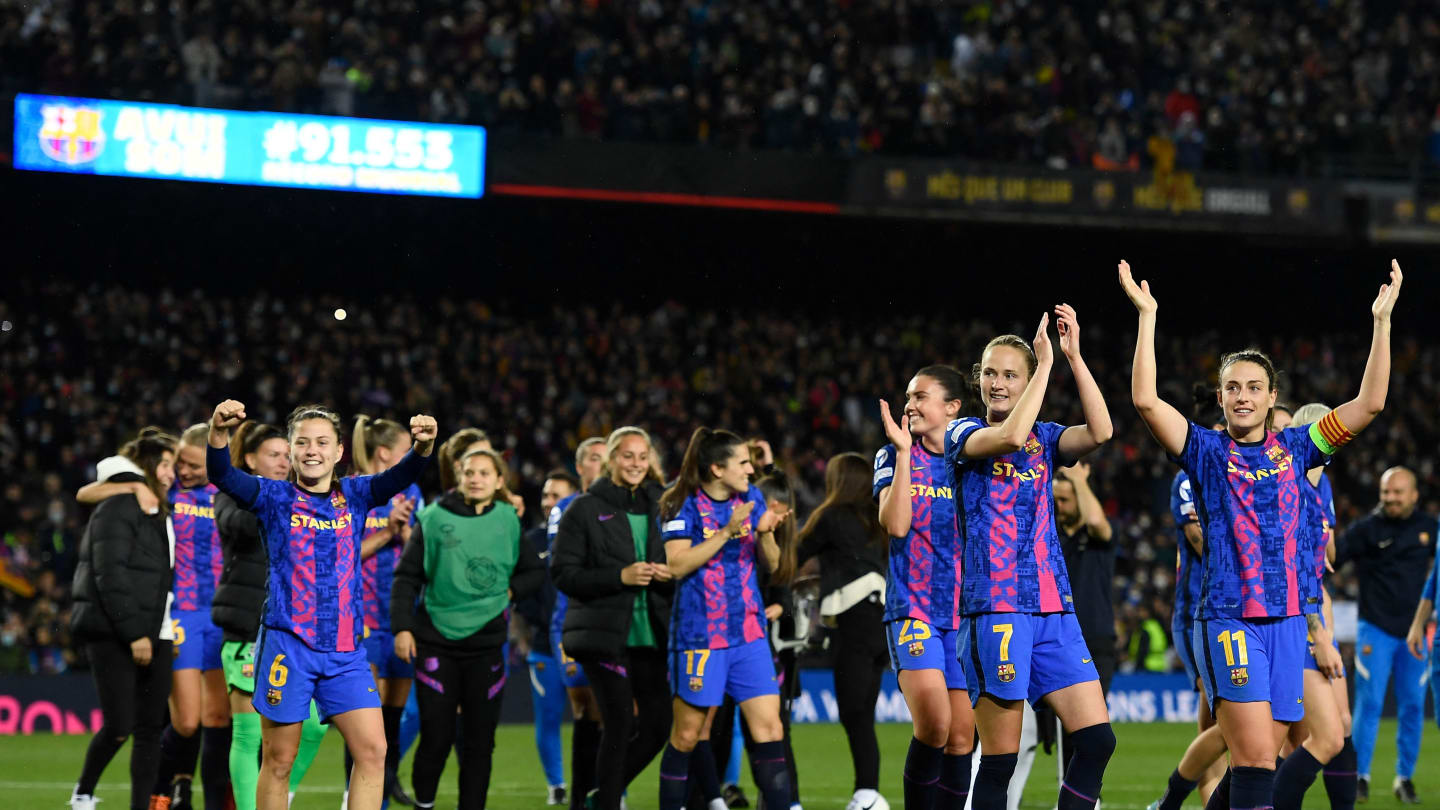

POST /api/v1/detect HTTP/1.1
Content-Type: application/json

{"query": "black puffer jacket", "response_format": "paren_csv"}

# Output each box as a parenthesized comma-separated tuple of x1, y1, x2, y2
(551, 478, 672, 659)
(210, 491, 269, 642)
(71, 474, 173, 644)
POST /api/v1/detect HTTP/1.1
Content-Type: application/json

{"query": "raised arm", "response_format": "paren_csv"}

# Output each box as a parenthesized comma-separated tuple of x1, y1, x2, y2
(1327, 261, 1402, 443)
(1054, 304, 1114, 460)
(1120, 261, 1188, 456)
(876, 404, 913, 538)
(207, 400, 261, 507)
(368, 415, 437, 504)
(1062, 462, 1113, 542)
(958, 314, 1056, 459)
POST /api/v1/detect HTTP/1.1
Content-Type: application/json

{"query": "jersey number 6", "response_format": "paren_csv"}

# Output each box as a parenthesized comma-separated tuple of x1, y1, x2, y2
(269, 654, 289, 688)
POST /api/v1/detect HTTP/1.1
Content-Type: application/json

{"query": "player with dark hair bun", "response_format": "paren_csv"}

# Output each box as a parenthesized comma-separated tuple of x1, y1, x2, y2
(874, 364, 971, 810)
(656, 428, 791, 810)
(1122, 259, 1401, 810)
(205, 399, 436, 810)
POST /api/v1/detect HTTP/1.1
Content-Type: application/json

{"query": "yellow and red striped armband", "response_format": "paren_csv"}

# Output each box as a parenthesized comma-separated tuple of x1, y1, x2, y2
(1308, 409, 1354, 455)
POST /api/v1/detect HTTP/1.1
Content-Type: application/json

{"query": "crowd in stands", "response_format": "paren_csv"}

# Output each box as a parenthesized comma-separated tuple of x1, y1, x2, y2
(1, 281, 1435, 675)
(4, 0, 1440, 171)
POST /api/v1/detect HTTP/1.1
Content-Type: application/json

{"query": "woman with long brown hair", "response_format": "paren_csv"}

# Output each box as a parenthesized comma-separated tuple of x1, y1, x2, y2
(655, 428, 790, 810)
(799, 452, 889, 810)
(69, 428, 178, 810)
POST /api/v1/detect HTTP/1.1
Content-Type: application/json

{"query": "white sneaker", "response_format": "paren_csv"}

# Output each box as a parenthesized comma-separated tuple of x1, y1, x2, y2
(710, 799, 729, 810)
(845, 790, 886, 810)
(68, 789, 99, 810)
(340, 789, 349, 810)
(288, 790, 296, 808)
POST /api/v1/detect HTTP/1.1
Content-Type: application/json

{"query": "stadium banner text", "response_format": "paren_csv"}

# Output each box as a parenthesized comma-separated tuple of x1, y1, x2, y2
(12, 93, 486, 198)
(849, 160, 1345, 235)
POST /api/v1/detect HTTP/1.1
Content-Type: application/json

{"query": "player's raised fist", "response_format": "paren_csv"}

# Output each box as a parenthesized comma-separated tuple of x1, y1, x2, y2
(409, 414, 438, 452)
(211, 400, 247, 430)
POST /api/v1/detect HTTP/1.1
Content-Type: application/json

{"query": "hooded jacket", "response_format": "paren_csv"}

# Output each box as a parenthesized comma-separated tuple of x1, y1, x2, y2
(71, 460, 174, 644)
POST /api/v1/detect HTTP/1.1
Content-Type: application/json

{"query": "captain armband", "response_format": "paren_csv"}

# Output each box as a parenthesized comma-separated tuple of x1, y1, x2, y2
(1308, 409, 1354, 455)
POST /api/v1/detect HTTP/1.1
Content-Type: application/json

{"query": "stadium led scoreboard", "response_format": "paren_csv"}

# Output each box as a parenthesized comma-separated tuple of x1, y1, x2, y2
(12, 94, 486, 198)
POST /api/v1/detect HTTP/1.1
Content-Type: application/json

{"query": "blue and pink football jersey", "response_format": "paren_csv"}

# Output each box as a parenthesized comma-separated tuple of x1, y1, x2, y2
(171, 482, 222, 612)
(873, 442, 960, 628)
(664, 486, 769, 650)
(360, 483, 423, 633)
(208, 443, 428, 652)
(1171, 423, 1330, 619)
(946, 417, 1073, 615)
(1170, 471, 1203, 621)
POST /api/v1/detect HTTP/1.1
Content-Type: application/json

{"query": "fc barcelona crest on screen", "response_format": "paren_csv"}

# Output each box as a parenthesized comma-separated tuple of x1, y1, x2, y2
(908, 641, 925, 657)
(267, 687, 283, 705)
(1024, 437, 1042, 456)
(1230, 667, 1249, 687)
(997, 663, 1016, 683)
(689, 676, 703, 692)
(241, 662, 254, 679)
(1266, 445, 1286, 464)
(38, 103, 105, 165)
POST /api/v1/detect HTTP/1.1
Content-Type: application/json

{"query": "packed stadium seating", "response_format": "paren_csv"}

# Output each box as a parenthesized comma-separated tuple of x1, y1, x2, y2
(5, 0, 1440, 170)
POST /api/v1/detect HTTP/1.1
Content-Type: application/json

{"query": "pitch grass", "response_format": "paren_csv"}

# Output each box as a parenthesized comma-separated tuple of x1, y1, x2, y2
(1, 720, 1432, 809)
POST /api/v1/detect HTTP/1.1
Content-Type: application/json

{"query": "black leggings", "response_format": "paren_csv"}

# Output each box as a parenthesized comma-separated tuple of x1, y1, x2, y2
(77, 638, 173, 810)
(581, 647, 672, 810)
(413, 645, 506, 810)
(834, 601, 887, 791)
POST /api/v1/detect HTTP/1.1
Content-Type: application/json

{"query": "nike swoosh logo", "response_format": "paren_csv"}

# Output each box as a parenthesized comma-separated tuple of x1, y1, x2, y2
(598, 514, 614, 522)
(1379, 538, 1394, 548)
(1082, 658, 1092, 664)
(367, 687, 376, 692)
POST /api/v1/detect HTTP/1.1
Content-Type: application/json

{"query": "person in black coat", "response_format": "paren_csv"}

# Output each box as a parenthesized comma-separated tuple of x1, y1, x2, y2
(69, 429, 178, 810)
(550, 426, 675, 810)
(797, 452, 890, 810)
